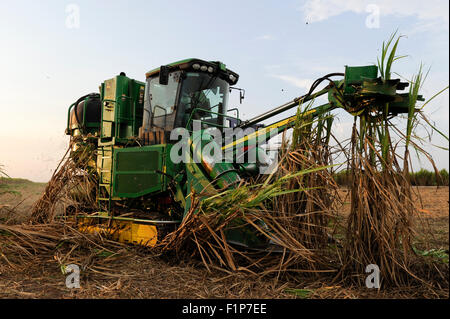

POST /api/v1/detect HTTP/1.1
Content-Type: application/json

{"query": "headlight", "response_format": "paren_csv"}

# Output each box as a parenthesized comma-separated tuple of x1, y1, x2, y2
(192, 63, 200, 70)
(207, 66, 214, 73)
(200, 65, 208, 72)
(229, 74, 236, 82)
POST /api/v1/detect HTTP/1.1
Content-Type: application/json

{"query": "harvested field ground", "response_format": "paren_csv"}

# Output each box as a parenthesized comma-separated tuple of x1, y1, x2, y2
(0, 178, 46, 222)
(338, 186, 449, 251)
(0, 178, 448, 299)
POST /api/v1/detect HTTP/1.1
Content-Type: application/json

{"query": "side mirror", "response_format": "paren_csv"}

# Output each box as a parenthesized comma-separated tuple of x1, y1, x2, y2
(229, 87, 245, 104)
(239, 89, 245, 104)
(159, 65, 169, 85)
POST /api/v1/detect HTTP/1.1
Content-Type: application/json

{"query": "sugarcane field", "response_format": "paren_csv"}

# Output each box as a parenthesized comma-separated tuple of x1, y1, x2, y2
(0, 0, 449, 308)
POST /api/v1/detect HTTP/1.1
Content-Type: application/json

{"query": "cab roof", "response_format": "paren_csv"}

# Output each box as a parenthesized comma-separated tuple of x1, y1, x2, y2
(145, 58, 239, 85)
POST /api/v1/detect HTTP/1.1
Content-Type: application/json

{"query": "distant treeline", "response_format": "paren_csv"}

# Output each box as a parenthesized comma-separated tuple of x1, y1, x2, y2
(334, 169, 449, 187)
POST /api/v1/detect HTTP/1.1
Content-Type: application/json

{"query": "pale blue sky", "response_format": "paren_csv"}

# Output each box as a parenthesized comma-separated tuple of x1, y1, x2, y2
(0, 0, 448, 182)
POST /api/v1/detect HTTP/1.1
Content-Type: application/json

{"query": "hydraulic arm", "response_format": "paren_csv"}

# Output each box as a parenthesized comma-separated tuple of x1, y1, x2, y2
(223, 65, 421, 153)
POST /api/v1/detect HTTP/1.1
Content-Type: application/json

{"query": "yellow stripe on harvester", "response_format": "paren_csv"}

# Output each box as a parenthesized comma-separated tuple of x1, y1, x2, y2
(222, 109, 317, 151)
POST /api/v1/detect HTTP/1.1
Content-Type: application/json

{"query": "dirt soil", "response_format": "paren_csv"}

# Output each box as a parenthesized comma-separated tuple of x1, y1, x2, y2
(0, 179, 448, 299)
(0, 178, 46, 222)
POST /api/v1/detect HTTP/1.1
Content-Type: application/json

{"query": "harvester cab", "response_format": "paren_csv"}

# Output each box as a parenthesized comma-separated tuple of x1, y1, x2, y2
(65, 59, 421, 249)
(142, 59, 239, 135)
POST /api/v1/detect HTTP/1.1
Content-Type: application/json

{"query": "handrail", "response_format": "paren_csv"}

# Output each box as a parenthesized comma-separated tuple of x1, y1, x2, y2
(66, 96, 91, 135)
(227, 108, 240, 121)
(185, 107, 240, 131)
(66, 102, 76, 133)
(81, 96, 90, 132)
(67, 95, 99, 135)
(152, 105, 168, 130)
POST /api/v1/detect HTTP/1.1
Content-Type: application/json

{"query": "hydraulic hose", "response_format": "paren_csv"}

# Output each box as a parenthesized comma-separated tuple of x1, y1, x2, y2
(240, 73, 344, 128)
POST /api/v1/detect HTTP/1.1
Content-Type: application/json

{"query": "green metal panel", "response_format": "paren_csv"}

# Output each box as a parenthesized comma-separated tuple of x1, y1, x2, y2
(388, 92, 424, 114)
(344, 65, 378, 84)
(344, 65, 378, 94)
(112, 145, 167, 198)
(100, 75, 145, 144)
(115, 173, 159, 194)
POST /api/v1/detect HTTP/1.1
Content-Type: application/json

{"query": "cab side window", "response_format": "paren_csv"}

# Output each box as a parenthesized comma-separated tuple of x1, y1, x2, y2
(149, 71, 180, 117)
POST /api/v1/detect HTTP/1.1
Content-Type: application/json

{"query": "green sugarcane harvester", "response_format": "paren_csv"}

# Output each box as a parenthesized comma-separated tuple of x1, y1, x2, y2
(65, 58, 421, 248)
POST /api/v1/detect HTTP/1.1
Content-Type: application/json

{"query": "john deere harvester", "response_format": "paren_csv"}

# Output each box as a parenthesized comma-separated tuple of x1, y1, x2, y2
(65, 58, 419, 248)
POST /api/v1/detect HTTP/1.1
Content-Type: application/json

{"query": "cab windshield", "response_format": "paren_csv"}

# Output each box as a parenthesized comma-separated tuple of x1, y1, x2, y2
(177, 72, 229, 129)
